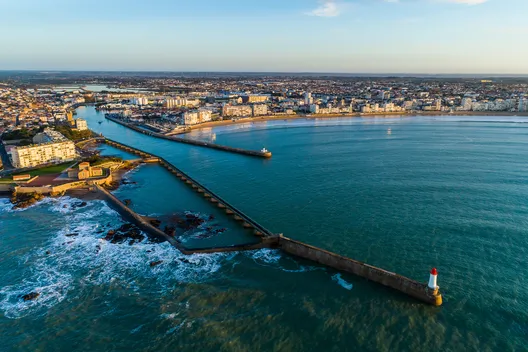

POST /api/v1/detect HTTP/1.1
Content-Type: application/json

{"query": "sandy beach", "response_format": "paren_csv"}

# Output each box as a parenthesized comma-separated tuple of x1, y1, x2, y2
(183, 110, 528, 134)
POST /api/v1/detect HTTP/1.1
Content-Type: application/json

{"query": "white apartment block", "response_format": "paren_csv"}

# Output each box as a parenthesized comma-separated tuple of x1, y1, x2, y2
(252, 104, 268, 116)
(10, 128, 77, 168)
(9, 141, 77, 168)
(75, 118, 88, 131)
(222, 105, 252, 117)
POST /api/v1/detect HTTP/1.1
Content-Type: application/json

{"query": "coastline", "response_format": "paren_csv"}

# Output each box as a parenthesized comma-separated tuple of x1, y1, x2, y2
(181, 110, 528, 134)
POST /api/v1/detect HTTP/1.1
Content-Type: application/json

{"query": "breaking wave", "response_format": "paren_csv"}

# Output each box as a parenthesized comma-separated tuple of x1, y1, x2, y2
(0, 197, 235, 319)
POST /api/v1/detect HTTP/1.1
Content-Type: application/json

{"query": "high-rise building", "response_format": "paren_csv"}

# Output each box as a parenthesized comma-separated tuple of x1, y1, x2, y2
(10, 129, 76, 168)
(304, 92, 313, 105)
(519, 96, 526, 112)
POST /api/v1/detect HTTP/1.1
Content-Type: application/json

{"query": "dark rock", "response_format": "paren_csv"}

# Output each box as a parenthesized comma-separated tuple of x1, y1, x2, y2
(149, 219, 161, 228)
(10, 192, 45, 209)
(77, 201, 87, 208)
(208, 215, 215, 221)
(179, 258, 191, 264)
(22, 292, 40, 301)
(150, 260, 163, 267)
(163, 226, 176, 237)
(45, 250, 51, 255)
(65, 233, 79, 237)
(104, 223, 145, 245)
(124, 199, 132, 206)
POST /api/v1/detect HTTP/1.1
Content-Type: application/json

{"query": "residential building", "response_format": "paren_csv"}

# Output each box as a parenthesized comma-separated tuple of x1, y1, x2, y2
(251, 104, 268, 116)
(75, 118, 88, 131)
(222, 105, 252, 117)
(241, 95, 269, 103)
(9, 140, 77, 168)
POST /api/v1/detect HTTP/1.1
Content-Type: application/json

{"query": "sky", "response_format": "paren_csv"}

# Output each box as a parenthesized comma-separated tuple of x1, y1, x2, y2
(0, 0, 526, 74)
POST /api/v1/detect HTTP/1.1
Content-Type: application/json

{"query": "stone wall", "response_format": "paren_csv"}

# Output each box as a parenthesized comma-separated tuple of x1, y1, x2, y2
(94, 185, 184, 250)
(278, 236, 442, 306)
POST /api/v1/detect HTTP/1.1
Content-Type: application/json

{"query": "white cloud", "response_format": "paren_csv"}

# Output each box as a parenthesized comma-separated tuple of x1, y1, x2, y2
(306, 1, 341, 17)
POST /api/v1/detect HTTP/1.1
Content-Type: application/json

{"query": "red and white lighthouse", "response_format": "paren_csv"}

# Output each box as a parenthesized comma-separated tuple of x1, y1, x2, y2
(428, 268, 438, 290)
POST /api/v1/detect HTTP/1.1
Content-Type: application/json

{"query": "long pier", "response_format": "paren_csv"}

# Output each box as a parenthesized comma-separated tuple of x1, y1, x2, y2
(98, 137, 443, 306)
(104, 115, 272, 159)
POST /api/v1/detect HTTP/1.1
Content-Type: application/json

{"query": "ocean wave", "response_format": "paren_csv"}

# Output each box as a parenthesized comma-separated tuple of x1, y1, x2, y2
(0, 198, 11, 213)
(332, 273, 353, 290)
(247, 248, 282, 264)
(0, 199, 238, 319)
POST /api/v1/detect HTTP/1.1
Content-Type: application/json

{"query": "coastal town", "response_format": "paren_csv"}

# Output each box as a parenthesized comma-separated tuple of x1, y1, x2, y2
(1, 73, 528, 173)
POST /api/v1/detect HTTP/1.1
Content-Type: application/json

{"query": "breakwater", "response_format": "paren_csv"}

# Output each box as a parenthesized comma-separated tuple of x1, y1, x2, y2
(98, 137, 443, 306)
(278, 236, 442, 306)
(104, 115, 272, 158)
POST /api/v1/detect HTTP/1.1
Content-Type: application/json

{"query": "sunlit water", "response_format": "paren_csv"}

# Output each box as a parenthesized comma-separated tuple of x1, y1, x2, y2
(1, 106, 527, 351)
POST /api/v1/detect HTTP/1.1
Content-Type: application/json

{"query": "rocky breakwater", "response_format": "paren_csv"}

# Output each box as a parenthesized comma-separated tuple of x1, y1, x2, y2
(103, 223, 148, 246)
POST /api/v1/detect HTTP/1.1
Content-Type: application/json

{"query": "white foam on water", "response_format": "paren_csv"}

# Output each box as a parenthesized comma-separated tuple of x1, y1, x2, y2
(332, 273, 353, 290)
(0, 264, 73, 319)
(247, 249, 282, 264)
(0, 198, 237, 319)
(130, 324, 145, 334)
(0, 198, 11, 213)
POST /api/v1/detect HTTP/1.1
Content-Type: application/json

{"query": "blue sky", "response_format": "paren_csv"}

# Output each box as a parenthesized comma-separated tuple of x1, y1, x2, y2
(0, 0, 526, 73)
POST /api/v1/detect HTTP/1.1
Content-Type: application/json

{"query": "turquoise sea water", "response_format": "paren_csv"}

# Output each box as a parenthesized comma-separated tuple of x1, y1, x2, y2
(1, 106, 527, 351)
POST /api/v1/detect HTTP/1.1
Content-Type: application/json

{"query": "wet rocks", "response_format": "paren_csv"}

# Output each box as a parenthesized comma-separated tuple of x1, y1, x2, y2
(149, 219, 161, 228)
(10, 192, 44, 209)
(21, 292, 40, 301)
(121, 179, 137, 185)
(149, 260, 163, 267)
(103, 223, 145, 245)
(163, 226, 176, 237)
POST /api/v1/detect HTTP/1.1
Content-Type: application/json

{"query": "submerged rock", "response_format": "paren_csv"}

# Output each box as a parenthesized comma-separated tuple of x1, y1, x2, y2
(65, 233, 79, 237)
(149, 260, 163, 267)
(21, 292, 40, 301)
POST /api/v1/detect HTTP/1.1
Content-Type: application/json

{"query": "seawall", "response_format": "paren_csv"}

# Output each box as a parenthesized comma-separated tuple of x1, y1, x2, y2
(278, 236, 442, 306)
(105, 115, 272, 158)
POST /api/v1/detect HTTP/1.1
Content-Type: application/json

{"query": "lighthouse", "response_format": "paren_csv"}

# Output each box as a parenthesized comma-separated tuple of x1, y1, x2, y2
(428, 268, 438, 291)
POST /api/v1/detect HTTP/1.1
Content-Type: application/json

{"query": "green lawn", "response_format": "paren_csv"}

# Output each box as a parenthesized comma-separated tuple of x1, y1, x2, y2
(0, 162, 75, 182)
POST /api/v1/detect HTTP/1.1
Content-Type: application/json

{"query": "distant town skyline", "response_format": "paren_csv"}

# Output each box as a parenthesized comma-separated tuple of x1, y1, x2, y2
(0, 0, 526, 74)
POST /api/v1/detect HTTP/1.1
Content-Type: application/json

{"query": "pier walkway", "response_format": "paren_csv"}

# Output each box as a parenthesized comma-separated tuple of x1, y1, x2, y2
(97, 137, 443, 306)
(105, 115, 272, 158)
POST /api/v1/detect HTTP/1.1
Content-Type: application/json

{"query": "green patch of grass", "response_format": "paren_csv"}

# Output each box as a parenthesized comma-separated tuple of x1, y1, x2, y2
(9, 162, 75, 178)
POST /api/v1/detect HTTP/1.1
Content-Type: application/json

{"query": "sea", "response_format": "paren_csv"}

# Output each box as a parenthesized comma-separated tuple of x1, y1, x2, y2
(1, 106, 527, 351)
